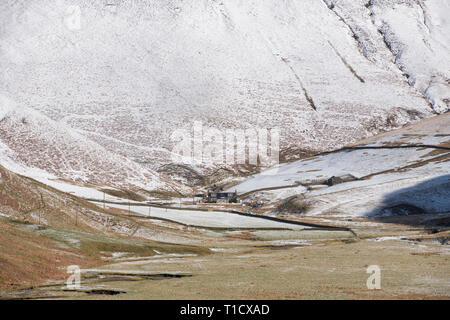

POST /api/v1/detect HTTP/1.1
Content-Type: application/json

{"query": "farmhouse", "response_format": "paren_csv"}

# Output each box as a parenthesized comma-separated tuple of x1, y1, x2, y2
(206, 191, 238, 203)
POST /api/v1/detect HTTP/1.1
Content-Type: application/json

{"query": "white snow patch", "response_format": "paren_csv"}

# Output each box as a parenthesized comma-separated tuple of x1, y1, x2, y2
(372, 236, 408, 242)
(209, 248, 239, 253)
(106, 203, 309, 230)
(265, 240, 311, 246)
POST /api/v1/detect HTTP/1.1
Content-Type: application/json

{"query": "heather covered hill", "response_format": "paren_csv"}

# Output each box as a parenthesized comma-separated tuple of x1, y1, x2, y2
(1, 0, 448, 187)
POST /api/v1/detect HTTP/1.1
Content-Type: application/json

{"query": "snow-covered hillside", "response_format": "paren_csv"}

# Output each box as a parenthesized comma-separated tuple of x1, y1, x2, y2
(0, 0, 448, 189)
(0, 95, 187, 194)
(230, 113, 450, 217)
(369, 0, 450, 113)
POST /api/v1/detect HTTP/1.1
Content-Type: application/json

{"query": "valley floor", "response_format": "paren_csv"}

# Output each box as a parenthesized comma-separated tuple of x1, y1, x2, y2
(1, 213, 449, 300)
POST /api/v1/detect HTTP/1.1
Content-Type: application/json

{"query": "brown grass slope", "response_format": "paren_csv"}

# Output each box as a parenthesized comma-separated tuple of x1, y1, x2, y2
(0, 219, 97, 290)
(0, 165, 209, 291)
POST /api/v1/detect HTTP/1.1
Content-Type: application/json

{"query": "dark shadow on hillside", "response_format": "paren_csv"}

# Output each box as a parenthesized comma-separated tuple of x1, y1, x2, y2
(365, 174, 450, 228)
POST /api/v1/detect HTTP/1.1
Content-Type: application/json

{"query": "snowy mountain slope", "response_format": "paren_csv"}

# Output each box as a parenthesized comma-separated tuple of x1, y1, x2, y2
(324, 0, 449, 113)
(370, 0, 450, 113)
(231, 112, 450, 193)
(0, 95, 188, 194)
(282, 164, 450, 218)
(230, 113, 450, 217)
(229, 145, 447, 194)
(0, 0, 447, 185)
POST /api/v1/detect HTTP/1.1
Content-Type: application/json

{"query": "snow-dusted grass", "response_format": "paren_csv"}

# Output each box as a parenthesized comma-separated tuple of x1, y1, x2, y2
(232, 146, 446, 194)
(105, 203, 309, 230)
(0, 101, 190, 194)
(232, 114, 450, 217)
